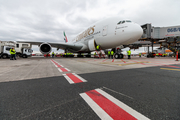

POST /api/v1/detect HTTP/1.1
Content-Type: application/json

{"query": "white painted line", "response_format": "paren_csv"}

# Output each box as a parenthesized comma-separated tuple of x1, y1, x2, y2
(62, 74, 74, 84)
(96, 89, 150, 120)
(55, 65, 64, 68)
(50, 60, 57, 67)
(72, 73, 87, 82)
(58, 68, 62, 72)
(80, 93, 113, 120)
(57, 68, 70, 72)
(65, 68, 70, 71)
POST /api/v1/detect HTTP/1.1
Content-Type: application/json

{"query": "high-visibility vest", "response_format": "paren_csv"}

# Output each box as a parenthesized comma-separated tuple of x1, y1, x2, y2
(108, 51, 110, 55)
(96, 45, 99, 50)
(52, 52, 54, 55)
(10, 49, 16, 54)
(111, 51, 114, 55)
(127, 50, 131, 55)
(139, 53, 141, 55)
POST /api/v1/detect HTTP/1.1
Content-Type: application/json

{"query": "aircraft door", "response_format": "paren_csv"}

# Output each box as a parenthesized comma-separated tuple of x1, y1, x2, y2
(102, 25, 108, 36)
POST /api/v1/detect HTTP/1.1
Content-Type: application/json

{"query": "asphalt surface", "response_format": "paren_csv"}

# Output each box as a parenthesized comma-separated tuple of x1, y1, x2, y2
(0, 57, 180, 120)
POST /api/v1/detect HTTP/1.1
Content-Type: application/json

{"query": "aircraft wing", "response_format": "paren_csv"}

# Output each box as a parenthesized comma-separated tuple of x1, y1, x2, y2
(17, 41, 83, 52)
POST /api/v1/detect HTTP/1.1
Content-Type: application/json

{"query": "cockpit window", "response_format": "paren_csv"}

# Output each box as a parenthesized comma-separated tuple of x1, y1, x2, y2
(117, 20, 131, 24)
(117, 21, 122, 24)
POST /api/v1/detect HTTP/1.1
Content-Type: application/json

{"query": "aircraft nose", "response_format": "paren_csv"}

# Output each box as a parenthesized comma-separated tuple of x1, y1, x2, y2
(131, 24, 143, 40)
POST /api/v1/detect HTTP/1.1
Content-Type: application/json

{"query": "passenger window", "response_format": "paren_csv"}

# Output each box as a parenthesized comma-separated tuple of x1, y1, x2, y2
(122, 21, 125, 24)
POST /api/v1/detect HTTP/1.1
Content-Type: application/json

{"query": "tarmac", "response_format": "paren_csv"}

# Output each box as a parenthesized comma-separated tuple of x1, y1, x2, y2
(0, 56, 180, 120)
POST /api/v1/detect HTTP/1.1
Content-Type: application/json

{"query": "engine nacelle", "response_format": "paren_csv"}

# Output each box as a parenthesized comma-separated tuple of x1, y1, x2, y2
(88, 39, 96, 51)
(39, 43, 52, 54)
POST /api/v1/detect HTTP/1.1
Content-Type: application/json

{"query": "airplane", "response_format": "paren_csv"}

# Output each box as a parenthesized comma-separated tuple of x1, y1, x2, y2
(18, 16, 143, 58)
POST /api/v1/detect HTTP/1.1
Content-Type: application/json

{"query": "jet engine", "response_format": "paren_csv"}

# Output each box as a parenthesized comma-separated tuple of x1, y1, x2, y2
(39, 43, 52, 54)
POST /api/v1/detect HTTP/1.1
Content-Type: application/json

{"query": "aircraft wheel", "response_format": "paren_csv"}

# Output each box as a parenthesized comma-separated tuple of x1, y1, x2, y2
(119, 54, 124, 59)
(114, 53, 119, 59)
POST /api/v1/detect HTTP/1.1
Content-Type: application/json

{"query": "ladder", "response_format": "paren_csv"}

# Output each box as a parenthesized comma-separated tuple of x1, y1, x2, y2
(99, 48, 105, 59)
(95, 50, 101, 58)
(95, 48, 105, 59)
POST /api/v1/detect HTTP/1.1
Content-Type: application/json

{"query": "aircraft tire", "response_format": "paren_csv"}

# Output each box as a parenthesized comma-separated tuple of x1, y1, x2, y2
(114, 53, 119, 59)
(120, 54, 124, 59)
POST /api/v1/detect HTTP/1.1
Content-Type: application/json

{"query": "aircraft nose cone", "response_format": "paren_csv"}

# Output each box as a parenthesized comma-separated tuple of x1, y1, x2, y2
(131, 24, 143, 40)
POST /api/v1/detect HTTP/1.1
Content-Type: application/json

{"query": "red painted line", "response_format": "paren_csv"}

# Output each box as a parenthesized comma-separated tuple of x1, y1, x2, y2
(54, 63, 59, 65)
(112, 59, 114, 62)
(56, 64, 62, 67)
(51, 59, 54, 61)
(121, 59, 126, 63)
(59, 68, 68, 72)
(86, 90, 137, 120)
(102, 59, 108, 62)
(66, 73, 83, 83)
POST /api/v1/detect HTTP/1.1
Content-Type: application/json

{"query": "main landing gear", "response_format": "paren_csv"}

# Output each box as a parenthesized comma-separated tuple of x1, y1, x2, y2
(112, 48, 124, 59)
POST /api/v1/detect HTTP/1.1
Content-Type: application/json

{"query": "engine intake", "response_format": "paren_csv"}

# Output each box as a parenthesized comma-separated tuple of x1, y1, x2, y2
(39, 43, 52, 54)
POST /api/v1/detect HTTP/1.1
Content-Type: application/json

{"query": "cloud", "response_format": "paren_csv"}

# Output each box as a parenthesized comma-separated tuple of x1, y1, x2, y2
(0, 0, 180, 47)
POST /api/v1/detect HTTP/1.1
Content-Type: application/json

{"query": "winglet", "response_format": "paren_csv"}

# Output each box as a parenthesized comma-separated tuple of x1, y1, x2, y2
(63, 31, 68, 43)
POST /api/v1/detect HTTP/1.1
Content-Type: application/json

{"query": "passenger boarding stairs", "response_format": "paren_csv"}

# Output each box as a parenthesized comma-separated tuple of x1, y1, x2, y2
(95, 48, 105, 59)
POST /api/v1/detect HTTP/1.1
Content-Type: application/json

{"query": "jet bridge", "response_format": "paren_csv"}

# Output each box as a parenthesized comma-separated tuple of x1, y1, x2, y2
(138, 24, 180, 57)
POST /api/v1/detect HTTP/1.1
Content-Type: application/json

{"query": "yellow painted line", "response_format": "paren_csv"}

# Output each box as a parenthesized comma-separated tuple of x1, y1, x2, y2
(160, 68, 180, 71)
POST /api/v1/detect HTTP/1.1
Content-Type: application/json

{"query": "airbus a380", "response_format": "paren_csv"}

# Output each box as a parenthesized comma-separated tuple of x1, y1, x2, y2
(19, 16, 143, 58)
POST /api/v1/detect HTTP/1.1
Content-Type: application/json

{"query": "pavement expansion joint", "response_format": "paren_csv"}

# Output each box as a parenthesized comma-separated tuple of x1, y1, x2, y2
(102, 86, 134, 100)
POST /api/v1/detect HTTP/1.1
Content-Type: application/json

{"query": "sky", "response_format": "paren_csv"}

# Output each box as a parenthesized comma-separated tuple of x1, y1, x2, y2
(0, 0, 180, 53)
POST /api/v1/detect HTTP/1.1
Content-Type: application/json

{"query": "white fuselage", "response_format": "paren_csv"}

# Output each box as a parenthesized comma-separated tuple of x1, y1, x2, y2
(71, 17, 143, 52)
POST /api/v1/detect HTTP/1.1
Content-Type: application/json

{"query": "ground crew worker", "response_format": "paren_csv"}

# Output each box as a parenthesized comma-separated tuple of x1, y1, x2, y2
(139, 53, 141, 57)
(156, 53, 159, 57)
(127, 49, 131, 59)
(10, 47, 16, 60)
(96, 45, 100, 51)
(94, 52, 96, 58)
(108, 50, 111, 59)
(111, 50, 114, 59)
(52, 52, 55, 58)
